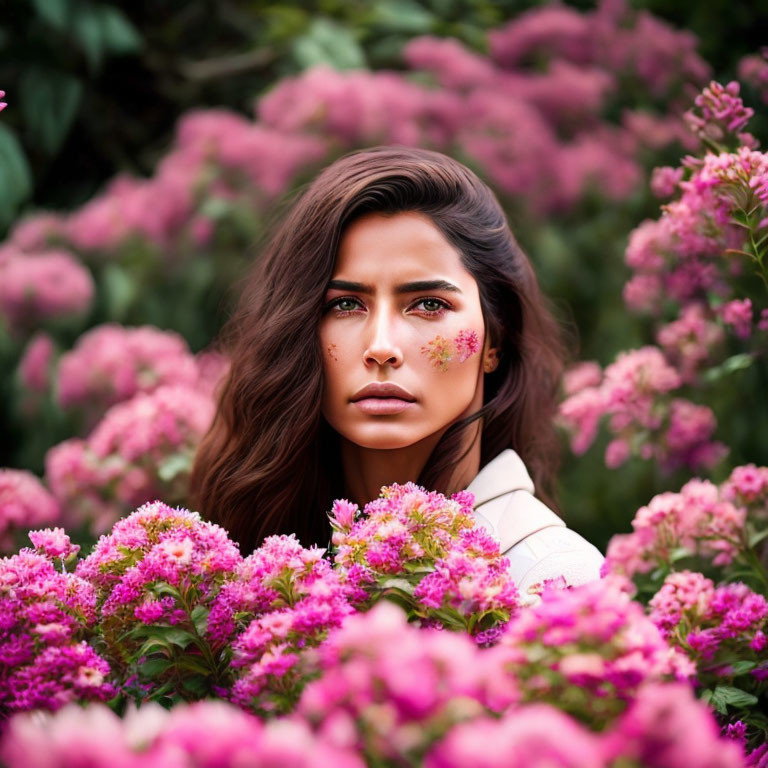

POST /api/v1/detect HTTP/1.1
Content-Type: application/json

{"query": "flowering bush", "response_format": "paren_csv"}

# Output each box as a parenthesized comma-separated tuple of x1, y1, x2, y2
(0, 699, 364, 768)
(0, 532, 114, 713)
(206, 534, 355, 715)
(558, 346, 727, 472)
(495, 579, 695, 726)
(329, 482, 519, 640)
(603, 464, 768, 748)
(73, 500, 241, 706)
(45, 385, 216, 535)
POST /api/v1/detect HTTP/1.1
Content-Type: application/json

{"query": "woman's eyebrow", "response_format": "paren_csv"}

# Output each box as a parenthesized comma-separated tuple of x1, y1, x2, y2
(326, 279, 463, 294)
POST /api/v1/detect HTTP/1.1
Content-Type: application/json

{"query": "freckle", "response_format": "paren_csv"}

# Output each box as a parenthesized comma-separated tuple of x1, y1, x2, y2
(327, 343, 339, 362)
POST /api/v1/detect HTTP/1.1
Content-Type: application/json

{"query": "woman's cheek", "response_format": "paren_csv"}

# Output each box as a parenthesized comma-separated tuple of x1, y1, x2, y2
(420, 328, 480, 371)
(326, 342, 339, 362)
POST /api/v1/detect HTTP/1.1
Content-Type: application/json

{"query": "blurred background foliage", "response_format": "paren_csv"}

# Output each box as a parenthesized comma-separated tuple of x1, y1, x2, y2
(2, 0, 768, 553)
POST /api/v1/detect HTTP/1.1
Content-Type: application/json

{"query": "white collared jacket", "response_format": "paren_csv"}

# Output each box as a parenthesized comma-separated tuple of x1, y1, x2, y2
(465, 448, 604, 606)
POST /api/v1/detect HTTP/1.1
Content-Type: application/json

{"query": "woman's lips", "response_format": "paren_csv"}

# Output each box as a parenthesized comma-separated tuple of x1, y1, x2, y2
(353, 397, 416, 415)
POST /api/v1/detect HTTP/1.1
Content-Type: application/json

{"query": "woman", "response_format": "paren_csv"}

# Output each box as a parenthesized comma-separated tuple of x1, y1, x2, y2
(190, 145, 603, 603)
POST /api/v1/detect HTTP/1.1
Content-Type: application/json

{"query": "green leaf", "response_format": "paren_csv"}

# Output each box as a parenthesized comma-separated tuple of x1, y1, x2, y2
(136, 637, 172, 657)
(102, 263, 137, 320)
(190, 605, 209, 636)
(139, 657, 173, 678)
(748, 527, 768, 548)
(163, 628, 197, 648)
(702, 353, 754, 383)
(20, 68, 83, 155)
(99, 5, 142, 54)
(730, 661, 757, 676)
(0, 124, 33, 229)
(711, 684, 758, 713)
(32, 0, 72, 29)
(371, 0, 436, 33)
(291, 17, 366, 71)
(181, 675, 208, 696)
(158, 453, 192, 483)
(70, 4, 140, 70)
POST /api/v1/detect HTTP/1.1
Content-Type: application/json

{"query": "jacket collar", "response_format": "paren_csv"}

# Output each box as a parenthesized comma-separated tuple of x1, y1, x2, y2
(465, 448, 535, 509)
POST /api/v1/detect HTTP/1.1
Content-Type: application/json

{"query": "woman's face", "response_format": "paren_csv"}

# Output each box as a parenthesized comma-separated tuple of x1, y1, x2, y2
(319, 211, 491, 450)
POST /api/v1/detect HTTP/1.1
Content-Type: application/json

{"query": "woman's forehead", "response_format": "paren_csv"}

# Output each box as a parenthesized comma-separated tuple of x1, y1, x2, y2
(333, 211, 472, 285)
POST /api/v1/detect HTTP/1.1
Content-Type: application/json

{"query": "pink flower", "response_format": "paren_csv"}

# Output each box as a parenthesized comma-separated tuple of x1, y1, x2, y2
(651, 166, 684, 198)
(0, 470, 60, 554)
(0, 249, 93, 333)
(718, 298, 753, 338)
(17, 332, 55, 393)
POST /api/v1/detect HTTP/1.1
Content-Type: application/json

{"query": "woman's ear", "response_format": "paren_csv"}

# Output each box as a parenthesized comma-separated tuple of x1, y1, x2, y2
(483, 346, 499, 373)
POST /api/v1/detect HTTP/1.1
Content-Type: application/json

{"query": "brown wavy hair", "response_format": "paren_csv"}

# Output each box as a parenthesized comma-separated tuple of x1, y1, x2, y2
(190, 145, 567, 553)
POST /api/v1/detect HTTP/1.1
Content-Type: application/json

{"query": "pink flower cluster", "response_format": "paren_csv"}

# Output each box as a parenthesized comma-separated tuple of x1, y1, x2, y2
(649, 571, 767, 678)
(496, 579, 695, 723)
(684, 81, 756, 146)
(297, 601, 520, 762)
(45, 384, 215, 534)
(558, 346, 726, 472)
(74, 501, 241, 698)
(739, 48, 768, 105)
(426, 683, 743, 768)
(0, 469, 60, 553)
(55, 323, 201, 422)
(0, 538, 114, 712)
(0, 700, 364, 768)
(0, 248, 93, 337)
(76, 500, 240, 622)
(656, 303, 725, 383)
(722, 463, 768, 510)
(0, 1, 711, 272)
(330, 483, 519, 636)
(603, 477, 748, 579)
(206, 534, 355, 714)
(622, 83, 768, 351)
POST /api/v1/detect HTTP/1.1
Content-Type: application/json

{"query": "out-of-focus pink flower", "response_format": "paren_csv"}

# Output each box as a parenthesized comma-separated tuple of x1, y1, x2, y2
(718, 298, 753, 338)
(425, 704, 603, 768)
(0, 249, 94, 333)
(46, 385, 214, 534)
(739, 48, 768, 104)
(603, 476, 748, 579)
(17, 332, 55, 393)
(651, 166, 684, 198)
(0, 469, 60, 553)
(56, 324, 200, 422)
(562, 361, 602, 397)
(603, 682, 745, 768)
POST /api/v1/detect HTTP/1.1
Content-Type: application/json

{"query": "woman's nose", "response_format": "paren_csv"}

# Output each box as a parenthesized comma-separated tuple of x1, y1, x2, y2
(363, 306, 403, 367)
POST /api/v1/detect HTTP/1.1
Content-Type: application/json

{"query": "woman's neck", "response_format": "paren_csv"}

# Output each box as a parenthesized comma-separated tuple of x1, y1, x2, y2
(339, 421, 482, 508)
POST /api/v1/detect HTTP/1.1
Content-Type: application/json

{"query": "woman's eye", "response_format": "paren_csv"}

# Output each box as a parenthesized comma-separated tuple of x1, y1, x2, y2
(335, 298, 360, 312)
(414, 298, 449, 315)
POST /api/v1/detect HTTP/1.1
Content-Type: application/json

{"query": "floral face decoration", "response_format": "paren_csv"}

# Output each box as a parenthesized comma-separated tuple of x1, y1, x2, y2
(421, 329, 480, 372)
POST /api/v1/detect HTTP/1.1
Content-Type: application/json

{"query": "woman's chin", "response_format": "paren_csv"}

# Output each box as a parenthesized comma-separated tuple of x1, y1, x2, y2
(342, 424, 433, 451)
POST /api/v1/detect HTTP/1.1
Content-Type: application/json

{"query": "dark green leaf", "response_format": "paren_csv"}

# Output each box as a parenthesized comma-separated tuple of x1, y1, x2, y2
(98, 5, 142, 54)
(371, 0, 436, 33)
(291, 18, 366, 70)
(730, 661, 757, 676)
(32, 0, 71, 29)
(20, 68, 83, 155)
(711, 684, 758, 713)
(190, 605, 209, 635)
(139, 657, 173, 677)
(0, 124, 33, 228)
